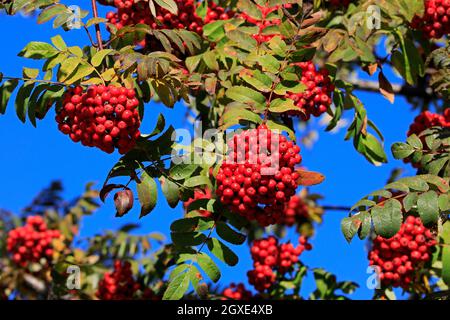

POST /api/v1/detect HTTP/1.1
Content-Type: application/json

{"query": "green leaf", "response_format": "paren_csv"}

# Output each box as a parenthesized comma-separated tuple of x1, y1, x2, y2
(22, 67, 39, 79)
(15, 82, 34, 123)
(226, 29, 257, 51)
(202, 50, 219, 71)
(417, 191, 439, 226)
(163, 268, 190, 300)
(216, 221, 246, 245)
(19, 42, 58, 59)
(225, 86, 266, 107)
(385, 181, 409, 193)
(363, 133, 387, 164)
(51, 35, 67, 50)
(438, 194, 449, 212)
(403, 192, 418, 212)
(184, 176, 212, 189)
(266, 119, 296, 141)
(171, 217, 214, 233)
(371, 199, 403, 239)
(421, 174, 449, 193)
(241, 69, 273, 92)
(220, 107, 262, 129)
(207, 238, 238, 266)
(137, 171, 158, 218)
(159, 176, 179, 208)
(91, 49, 114, 67)
(0, 80, 19, 114)
(358, 211, 372, 240)
(406, 134, 423, 149)
(170, 164, 198, 180)
(37, 4, 68, 24)
(85, 17, 107, 28)
(341, 216, 359, 243)
(400, 177, 429, 192)
(269, 98, 299, 113)
(171, 231, 207, 246)
(203, 20, 226, 42)
(154, 0, 178, 15)
(197, 253, 221, 283)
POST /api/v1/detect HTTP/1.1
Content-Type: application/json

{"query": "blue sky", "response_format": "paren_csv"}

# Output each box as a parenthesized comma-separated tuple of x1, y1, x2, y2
(0, 1, 420, 299)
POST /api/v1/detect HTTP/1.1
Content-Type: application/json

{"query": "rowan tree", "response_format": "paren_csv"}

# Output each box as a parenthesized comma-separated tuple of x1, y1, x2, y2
(0, 0, 449, 300)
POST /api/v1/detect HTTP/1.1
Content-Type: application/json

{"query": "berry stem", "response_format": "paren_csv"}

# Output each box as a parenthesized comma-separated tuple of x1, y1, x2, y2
(91, 0, 104, 50)
(2, 76, 66, 86)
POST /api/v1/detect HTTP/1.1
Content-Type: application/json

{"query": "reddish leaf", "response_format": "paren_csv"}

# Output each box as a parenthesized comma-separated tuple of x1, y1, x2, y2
(100, 183, 127, 202)
(114, 189, 134, 217)
(296, 170, 325, 186)
(379, 71, 395, 104)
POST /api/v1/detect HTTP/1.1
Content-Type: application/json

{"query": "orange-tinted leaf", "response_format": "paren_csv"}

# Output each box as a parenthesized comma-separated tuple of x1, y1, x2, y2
(379, 71, 395, 104)
(296, 170, 325, 186)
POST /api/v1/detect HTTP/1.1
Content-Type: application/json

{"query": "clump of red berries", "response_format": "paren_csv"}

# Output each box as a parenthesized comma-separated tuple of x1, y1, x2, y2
(247, 236, 312, 292)
(216, 125, 302, 226)
(205, 1, 235, 24)
(411, 0, 450, 39)
(56, 85, 141, 154)
(286, 62, 334, 121)
(106, 0, 233, 48)
(183, 188, 213, 218)
(6, 216, 62, 268)
(222, 283, 253, 300)
(96, 260, 141, 300)
(239, 4, 292, 43)
(281, 195, 310, 226)
(407, 110, 450, 136)
(368, 216, 436, 289)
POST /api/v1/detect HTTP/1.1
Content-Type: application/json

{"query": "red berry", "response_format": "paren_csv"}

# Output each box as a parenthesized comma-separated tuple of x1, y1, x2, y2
(56, 85, 141, 155)
(368, 216, 436, 290)
(216, 126, 302, 226)
(6, 216, 62, 268)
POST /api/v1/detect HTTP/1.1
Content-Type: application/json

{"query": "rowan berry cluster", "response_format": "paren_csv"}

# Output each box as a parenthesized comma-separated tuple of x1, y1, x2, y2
(368, 216, 436, 289)
(6, 216, 62, 268)
(407, 110, 450, 137)
(286, 62, 334, 121)
(222, 283, 253, 300)
(281, 195, 310, 226)
(411, 0, 450, 39)
(106, 0, 233, 47)
(205, 1, 235, 24)
(247, 236, 312, 292)
(56, 85, 141, 155)
(216, 125, 302, 226)
(96, 260, 141, 300)
(239, 4, 291, 43)
(183, 188, 213, 218)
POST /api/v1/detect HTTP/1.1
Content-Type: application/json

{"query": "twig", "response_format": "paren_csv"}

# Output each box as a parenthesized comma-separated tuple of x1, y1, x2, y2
(2, 76, 66, 86)
(322, 205, 352, 212)
(83, 25, 97, 48)
(91, 0, 104, 50)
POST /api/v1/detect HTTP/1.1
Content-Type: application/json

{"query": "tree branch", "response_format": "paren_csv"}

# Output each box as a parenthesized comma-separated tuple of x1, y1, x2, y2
(322, 205, 351, 212)
(91, 0, 104, 50)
